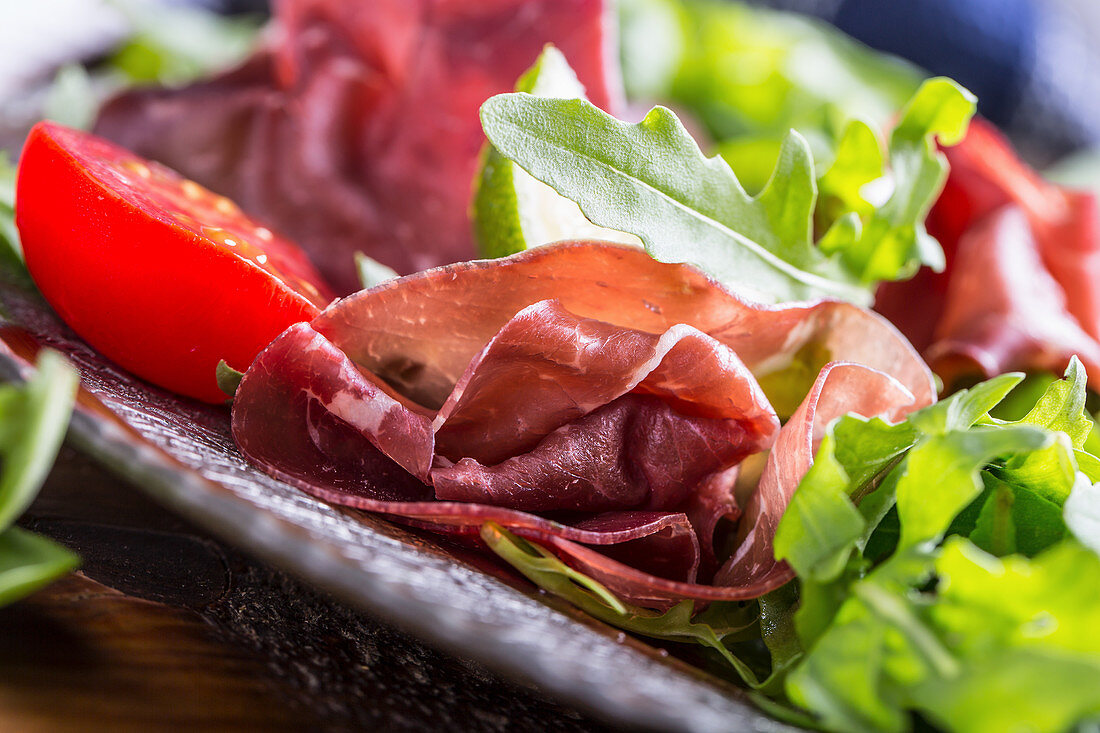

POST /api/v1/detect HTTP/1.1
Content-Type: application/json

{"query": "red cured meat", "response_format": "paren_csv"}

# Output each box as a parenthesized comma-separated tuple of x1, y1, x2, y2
(927, 207, 1100, 385)
(232, 242, 934, 604)
(714, 362, 917, 593)
(237, 303, 780, 513)
(877, 118, 1100, 387)
(93, 0, 623, 294)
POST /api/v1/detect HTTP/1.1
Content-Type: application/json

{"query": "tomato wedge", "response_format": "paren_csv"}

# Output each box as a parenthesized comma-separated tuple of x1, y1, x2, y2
(16, 121, 336, 403)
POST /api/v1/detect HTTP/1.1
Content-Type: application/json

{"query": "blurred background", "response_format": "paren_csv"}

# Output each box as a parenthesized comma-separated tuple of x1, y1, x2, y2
(2, 0, 1100, 177)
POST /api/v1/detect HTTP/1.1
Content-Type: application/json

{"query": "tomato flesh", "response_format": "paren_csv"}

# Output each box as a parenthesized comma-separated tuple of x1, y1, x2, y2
(16, 121, 336, 403)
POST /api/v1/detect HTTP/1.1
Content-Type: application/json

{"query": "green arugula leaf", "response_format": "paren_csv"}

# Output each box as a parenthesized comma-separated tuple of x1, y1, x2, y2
(757, 582, 805, 695)
(479, 522, 766, 685)
(911, 539, 1100, 733)
(816, 119, 882, 225)
(481, 75, 973, 305)
(910, 372, 1023, 435)
(895, 426, 1050, 549)
(821, 79, 976, 283)
(0, 350, 79, 531)
(969, 473, 1067, 557)
(618, 0, 922, 153)
(215, 360, 244, 400)
(354, 252, 399, 290)
(0, 350, 80, 609)
(0, 153, 22, 268)
(774, 417, 915, 584)
(790, 538, 1100, 733)
(0, 526, 79, 606)
(1012, 356, 1093, 449)
(481, 94, 869, 304)
(778, 361, 1100, 733)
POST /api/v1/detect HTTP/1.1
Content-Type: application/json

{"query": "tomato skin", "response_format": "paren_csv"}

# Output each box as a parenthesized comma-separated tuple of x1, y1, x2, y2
(16, 121, 335, 403)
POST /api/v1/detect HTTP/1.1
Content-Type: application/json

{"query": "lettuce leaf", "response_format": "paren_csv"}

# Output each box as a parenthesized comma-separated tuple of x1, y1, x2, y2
(776, 358, 1100, 732)
(0, 154, 21, 268)
(0, 350, 80, 606)
(618, 0, 922, 162)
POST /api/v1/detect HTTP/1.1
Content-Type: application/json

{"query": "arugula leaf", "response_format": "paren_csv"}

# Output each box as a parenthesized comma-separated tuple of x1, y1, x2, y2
(756, 582, 804, 695)
(894, 426, 1050, 549)
(618, 0, 922, 155)
(481, 76, 973, 305)
(0, 527, 79, 606)
(790, 536, 1100, 733)
(969, 473, 1066, 557)
(1011, 356, 1093, 449)
(911, 539, 1100, 733)
(354, 252, 399, 290)
(479, 523, 766, 685)
(0, 350, 80, 608)
(482, 95, 867, 304)
(821, 79, 976, 283)
(0, 153, 22, 267)
(816, 119, 882, 224)
(777, 362, 1100, 732)
(0, 350, 79, 530)
(215, 360, 244, 400)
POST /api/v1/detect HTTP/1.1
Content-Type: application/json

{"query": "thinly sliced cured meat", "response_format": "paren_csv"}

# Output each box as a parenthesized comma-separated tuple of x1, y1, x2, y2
(714, 362, 917, 592)
(233, 241, 934, 605)
(313, 242, 935, 409)
(927, 207, 1100, 385)
(236, 299, 780, 512)
(94, 0, 623, 294)
(877, 118, 1100, 388)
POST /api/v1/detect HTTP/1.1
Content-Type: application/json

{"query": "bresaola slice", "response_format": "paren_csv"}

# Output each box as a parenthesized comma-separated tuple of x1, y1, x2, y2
(236, 300, 780, 512)
(233, 241, 935, 605)
(714, 362, 916, 592)
(927, 207, 1100, 385)
(310, 242, 935, 409)
(94, 0, 622, 294)
(877, 118, 1100, 388)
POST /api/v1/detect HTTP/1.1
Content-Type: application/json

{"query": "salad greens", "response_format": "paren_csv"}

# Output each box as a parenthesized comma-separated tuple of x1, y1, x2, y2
(487, 359, 1100, 733)
(479, 50, 973, 304)
(618, 0, 923, 192)
(39, 1, 262, 133)
(354, 251, 399, 290)
(0, 154, 21, 268)
(0, 157, 83, 602)
(105, 0, 261, 87)
(472, 46, 641, 259)
(0, 350, 80, 606)
(480, 522, 764, 685)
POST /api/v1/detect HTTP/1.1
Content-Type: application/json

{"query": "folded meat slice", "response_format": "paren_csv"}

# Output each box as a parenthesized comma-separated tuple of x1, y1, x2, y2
(927, 206, 1100, 384)
(235, 299, 780, 513)
(877, 118, 1100, 388)
(714, 362, 917, 593)
(555, 362, 918, 608)
(233, 242, 934, 605)
(94, 0, 622, 293)
(314, 241, 935, 410)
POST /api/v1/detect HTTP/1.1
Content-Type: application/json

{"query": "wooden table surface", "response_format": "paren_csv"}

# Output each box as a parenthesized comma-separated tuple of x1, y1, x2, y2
(2, 445, 618, 732)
